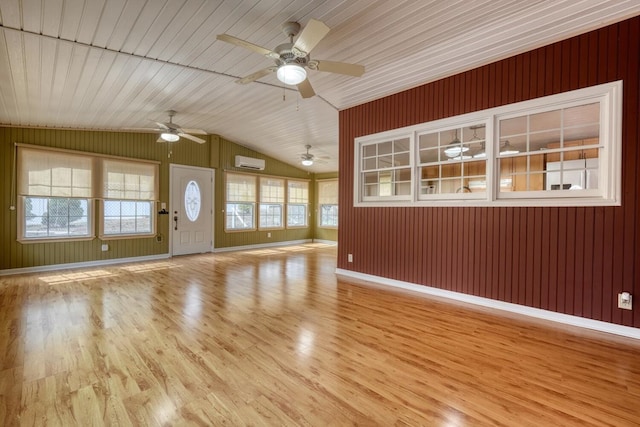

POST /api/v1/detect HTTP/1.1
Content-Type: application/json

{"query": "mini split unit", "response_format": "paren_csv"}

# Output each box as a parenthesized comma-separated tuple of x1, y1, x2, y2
(235, 155, 265, 170)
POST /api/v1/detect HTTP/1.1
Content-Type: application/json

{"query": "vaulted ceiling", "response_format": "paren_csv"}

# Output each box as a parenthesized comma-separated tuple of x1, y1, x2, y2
(1, 0, 639, 172)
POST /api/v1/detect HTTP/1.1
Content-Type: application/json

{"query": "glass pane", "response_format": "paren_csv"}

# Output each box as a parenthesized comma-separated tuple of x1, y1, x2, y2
(378, 141, 392, 155)
(364, 183, 378, 197)
(259, 204, 282, 228)
(394, 138, 410, 152)
(363, 144, 377, 157)
(441, 163, 462, 178)
(419, 148, 439, 164)
(530, 130, 560, 151)
(320, 204, 338, 227)
(136, 202, 152, 233)
(287, 204, 307, 227)
(464, 160, 486, 178)
(226, 203, 254, 229)
(421, 165, 439, 180)
(395, 168, 411, 182)
(530, 110, 561, 132)
(378, 155, 393, 168)
(395, 182, 411, 195)
(500, 116, 527, 138)
(440, 178, 462, 194)
(184, 180, 201, 222)
(564, 103, 599, 127)
(363, 158, 377, 170)
(394, 152, 410, 166)
(419, 133, 438, 150)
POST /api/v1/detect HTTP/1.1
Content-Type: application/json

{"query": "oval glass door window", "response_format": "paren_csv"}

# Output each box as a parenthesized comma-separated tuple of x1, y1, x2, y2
(184, 180, 201, 222)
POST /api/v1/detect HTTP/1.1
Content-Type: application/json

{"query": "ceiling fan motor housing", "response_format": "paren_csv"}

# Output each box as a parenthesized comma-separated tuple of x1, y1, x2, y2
(274, 43, 309, 66)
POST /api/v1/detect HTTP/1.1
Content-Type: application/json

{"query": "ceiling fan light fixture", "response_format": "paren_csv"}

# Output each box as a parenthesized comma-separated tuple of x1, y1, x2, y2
(500, 140, 520, 155)
(444, 139, 469, 157)
(301, 158, 314, 166)
(161, 132, 180, 142)
(277, 64, 307, 85)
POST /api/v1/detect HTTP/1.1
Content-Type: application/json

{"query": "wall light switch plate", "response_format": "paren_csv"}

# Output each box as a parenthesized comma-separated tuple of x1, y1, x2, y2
(348, 254, 353, 263)
(618, 293, 632, 310)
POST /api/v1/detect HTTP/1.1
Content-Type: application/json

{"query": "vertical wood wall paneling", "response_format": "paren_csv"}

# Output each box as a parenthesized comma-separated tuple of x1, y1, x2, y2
(338, 17, 640, 328)
(626, 18, 640, 328)
(0, 128, 216, 270)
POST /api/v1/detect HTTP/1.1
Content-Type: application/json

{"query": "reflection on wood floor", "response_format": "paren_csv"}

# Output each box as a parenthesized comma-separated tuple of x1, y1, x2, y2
(0, 243, 639, 425)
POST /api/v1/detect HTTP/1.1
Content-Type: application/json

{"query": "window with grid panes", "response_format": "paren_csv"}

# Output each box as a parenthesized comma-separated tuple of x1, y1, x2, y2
(318, 179, 338, 227)
(354, 81, 621, 207)
(360, 137, 412, 201)
(417, 123, 487, 199)
(225, 173, 256, 230)
(101, 159, 157, 237)
(287, 180, 309, 227)
(259, 177, 284, 229)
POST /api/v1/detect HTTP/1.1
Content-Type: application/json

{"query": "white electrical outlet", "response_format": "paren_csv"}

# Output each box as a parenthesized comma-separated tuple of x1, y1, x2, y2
(101, 244, 109, 252)
(267, 232, 271, 238)
(618, 292, 632, 310)
(348, 253, 353, 263)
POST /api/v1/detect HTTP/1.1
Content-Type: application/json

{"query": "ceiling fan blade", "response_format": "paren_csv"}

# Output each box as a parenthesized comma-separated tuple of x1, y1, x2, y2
(217, 34, 276, 57)
(154, 121, 171, 130)
(178, 133, 206, 144)
(236, 67, 276, 84)
(316, 60, 365, 77)
(293, 19, 330, 55)
(179, 128, 207, 135)
(297, 78, 315, 99)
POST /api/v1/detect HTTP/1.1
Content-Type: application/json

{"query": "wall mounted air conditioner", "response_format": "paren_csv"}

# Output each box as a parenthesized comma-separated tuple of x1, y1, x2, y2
(235, 155, 265, 170)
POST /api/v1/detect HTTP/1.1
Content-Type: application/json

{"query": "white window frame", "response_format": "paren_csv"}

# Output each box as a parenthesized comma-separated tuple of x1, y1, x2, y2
(415, 120, 491, 201)
(99, 158, 158, 239)
(354, 80, 622, 207)
(317, 179, 339, 228)
(286, 179, 309, 228)
(259, 177, 285, 230)
(225, 172, 257, 232)
(358, 134, 413, 203)
(16, 145, 159, 243)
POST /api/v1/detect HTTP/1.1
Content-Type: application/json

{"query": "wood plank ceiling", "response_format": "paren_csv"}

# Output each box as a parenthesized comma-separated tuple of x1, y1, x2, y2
(0, 0, 639, 172)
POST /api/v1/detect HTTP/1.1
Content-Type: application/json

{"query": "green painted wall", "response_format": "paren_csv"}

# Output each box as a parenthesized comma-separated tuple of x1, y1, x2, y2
(0, 127, 209, 270)
(0, 127, 337, 270)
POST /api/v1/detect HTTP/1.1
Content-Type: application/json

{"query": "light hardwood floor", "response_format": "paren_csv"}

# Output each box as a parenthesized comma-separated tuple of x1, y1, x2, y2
(0, 243, 639, 426)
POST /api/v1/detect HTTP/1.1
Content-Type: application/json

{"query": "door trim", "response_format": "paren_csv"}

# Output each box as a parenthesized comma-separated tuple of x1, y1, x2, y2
(169, 164, 215, 256)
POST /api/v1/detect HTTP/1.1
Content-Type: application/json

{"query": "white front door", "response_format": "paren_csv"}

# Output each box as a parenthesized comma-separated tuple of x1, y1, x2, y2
(170, 164, 214, 256)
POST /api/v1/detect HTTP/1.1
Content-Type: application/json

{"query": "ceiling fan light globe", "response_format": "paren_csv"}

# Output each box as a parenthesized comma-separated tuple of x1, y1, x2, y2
(277, 64, 307, 85)
(161, 132, 180, 142)
(301, 159, 314, 166)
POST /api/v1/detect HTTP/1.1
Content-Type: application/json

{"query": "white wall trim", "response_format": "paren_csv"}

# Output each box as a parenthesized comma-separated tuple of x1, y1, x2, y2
(312, 239, 337, 245)
(336, 268, 640, 340)
(0, 254, 170, 276)
(213, 239, 313, 253)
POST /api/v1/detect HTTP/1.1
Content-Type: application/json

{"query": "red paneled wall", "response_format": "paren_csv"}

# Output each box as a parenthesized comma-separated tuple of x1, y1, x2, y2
(338, 17, 640, 328)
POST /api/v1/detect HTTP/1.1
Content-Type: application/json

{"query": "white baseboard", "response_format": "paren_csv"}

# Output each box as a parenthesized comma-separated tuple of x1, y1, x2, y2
(312, 239, 337, 245)
(212, 239, 313, 253)
(0, 254, 171, 276)
(336, 268, 640, 340)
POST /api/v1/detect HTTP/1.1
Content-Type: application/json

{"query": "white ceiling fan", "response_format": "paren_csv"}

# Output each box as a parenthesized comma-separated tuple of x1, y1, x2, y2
(217, 19, 365, 98)
(299, 145, 329, 166)
(148, 110, 207, 144)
